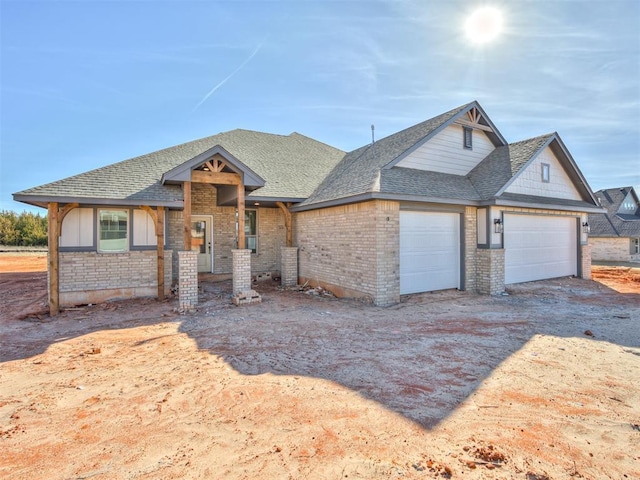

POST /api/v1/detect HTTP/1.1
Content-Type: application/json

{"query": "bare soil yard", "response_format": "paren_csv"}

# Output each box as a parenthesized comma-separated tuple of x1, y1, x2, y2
(1, 253, 639, 479)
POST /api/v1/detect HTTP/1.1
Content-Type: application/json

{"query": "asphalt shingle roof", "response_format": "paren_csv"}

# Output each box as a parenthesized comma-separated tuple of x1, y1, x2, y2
(589, 187, 640, 237)
(15, 130, 345, 205)
(466, 134, 553, 200)
(15, 101, 598, 214)
(300, 103, 473, 206)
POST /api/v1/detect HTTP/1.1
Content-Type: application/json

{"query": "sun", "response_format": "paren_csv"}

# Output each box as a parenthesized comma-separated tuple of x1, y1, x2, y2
(465, 6, 504, 44)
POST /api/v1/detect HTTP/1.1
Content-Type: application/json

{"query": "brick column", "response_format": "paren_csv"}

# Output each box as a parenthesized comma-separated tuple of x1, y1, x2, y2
(232, 249, 252, 294)
(581, 243, 592, 280)
(476, 248, 505, 295)
(281, 246, 299, 287)
(178, 250, 198, 312)
(464, 207, 477, 292)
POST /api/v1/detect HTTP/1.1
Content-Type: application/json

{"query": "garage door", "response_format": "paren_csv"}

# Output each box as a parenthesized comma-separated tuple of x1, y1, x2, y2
(400, 211, 460, 294)
(504, 214, 577, 284)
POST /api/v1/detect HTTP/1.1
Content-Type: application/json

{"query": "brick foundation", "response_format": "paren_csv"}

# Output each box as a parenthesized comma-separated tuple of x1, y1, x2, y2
(232, 249, 252, 294)
(581, 243, 592, 280)
(281, 246, 299, 287)
(476, 248, 505, 295)
(178, 250, 198, 311)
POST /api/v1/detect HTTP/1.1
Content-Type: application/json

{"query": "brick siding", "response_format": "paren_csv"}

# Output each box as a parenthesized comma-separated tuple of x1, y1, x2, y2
(281, 247, 299, 287)
(232, 249, 252, 293)
(58, 250, 172, 306)
(476, 248, 505, 295)
(167, 184, 286, 276)
(295, 200, 399, 306)
(178, 250, 198, 311)
(464, 206, 478, 292)
(589, 237, 632, 262)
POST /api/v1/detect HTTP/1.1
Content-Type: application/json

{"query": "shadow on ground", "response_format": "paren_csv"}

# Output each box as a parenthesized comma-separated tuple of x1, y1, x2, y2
(2, 272, 639, 430)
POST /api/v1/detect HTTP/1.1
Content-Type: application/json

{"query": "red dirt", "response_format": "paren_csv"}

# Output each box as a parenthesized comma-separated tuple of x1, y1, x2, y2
(1, 254, 639, 479)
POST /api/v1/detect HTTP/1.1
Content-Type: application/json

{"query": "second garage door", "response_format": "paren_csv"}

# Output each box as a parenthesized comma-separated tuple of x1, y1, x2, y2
(400, 211, 460, 294)
(504, 214, 577, 284)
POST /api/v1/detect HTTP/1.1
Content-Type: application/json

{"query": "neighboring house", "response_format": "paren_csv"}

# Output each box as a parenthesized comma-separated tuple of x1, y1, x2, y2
(588, 187, 640, 262)
(14, 101, 603, 313)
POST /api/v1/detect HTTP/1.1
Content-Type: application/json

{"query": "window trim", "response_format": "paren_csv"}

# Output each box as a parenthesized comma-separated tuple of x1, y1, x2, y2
(98, 208, 129, 253)
(463, 126, 473, 150)
(245, 209, 258, 253)
(541, 163, 550, 183)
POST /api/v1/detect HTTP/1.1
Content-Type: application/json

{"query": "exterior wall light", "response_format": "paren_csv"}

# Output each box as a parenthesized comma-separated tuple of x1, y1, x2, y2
(582, 222, 590, 234)
(494, 218, 503, 234)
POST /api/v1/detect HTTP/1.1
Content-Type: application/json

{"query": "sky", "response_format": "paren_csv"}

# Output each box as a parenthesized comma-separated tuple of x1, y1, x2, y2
(1, 0, 639, 213)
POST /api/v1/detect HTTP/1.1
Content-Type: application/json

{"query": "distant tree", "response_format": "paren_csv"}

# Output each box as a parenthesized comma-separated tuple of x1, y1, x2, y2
(0, 211, 20, 245)
(0, 210, 48, 246)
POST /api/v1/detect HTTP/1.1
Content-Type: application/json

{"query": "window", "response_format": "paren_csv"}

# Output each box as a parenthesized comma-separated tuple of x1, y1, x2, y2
(463, 126, 473, 149)
(245, 210, 257, 253)
(632, 238, 640, 255)
(541, 163, 550, 183)
(99, 209, 128, 252)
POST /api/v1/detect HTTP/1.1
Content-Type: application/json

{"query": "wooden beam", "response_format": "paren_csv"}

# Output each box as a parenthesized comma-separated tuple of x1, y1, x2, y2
(191, 170, 240, 185)
(48, 202, 59, 316)
(237, 183, 245, 249)
(57, 203, 79, 237)
(183, 181, 192, 251)
(454, 119, 494, 133)
(156, 207, 165, 300)
(140, 205, 164, 300)
(276, 201, 293, 247)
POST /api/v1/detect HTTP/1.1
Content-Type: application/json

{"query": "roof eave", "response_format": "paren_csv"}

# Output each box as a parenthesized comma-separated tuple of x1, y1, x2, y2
(12, 193, 184, 209)
(483, 196, 605, 213)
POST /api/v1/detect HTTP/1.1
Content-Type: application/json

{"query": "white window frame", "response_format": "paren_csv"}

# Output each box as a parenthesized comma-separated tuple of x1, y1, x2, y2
(98, 209, 129, 253)
(245, 209, 258, 253)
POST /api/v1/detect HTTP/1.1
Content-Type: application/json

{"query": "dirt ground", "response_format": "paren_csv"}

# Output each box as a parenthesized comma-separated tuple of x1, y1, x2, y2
(1, 253, 639, 480)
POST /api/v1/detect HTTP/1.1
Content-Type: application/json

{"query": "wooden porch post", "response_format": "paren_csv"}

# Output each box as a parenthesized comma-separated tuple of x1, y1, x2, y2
(237, 183, 245, 249)
(276, 201, 293, 247)
(156, 207, 165, 300)
(47, 202, 59, 316)
(183, 181, 192, 251)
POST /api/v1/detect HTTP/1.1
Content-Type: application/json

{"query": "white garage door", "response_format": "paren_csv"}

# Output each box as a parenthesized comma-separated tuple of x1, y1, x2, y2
(400, 211, 460, 294)
(504, 214, 577, 284)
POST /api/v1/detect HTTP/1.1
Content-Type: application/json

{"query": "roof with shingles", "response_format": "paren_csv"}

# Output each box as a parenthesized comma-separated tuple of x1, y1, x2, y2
(466, 134, 553, 200)
(15, 130, 345, 205)
(589, 187, 640, 237)
(300, 103, 474, 206)
(15, 101, 599, 213)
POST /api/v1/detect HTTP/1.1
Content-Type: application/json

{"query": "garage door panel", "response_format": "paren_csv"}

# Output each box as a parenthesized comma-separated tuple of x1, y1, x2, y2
(400, 211, 460, 294)
(505, 215, 577, 284)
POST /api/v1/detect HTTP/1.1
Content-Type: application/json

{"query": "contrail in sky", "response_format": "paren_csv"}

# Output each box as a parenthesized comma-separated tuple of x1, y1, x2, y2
(192, 40, 265, 112)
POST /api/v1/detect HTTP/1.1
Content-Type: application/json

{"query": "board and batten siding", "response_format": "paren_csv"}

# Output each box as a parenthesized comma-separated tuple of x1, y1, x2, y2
(395, 124, 495, 175)
(60, 208, 94, 247)
(504, 146, 581, 200)
(132, 209, 157, 246)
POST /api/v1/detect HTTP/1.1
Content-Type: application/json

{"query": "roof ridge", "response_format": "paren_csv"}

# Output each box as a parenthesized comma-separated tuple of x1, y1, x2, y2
(347, 101, 475, 154)
(287, 132, 346, 153)
(508, 133, 554, 146)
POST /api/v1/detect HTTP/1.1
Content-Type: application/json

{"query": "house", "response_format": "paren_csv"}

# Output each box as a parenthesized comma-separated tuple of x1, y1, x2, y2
(13, 101, 603, 314)
(588, 187, 640, 262)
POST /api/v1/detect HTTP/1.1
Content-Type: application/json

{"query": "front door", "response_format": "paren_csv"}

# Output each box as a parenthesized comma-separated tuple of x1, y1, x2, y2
(191, 216, 213, 273)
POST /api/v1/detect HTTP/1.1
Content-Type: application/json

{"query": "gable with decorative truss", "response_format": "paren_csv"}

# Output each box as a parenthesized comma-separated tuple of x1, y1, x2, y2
(394, 106, 502, 176)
